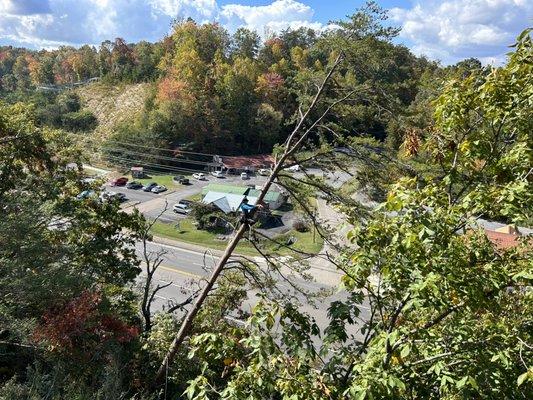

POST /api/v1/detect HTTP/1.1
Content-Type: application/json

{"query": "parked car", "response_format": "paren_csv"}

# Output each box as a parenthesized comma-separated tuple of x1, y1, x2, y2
(151, 185, 167, 194)
(110, 177, 128, 186)
(178, 199, 193, 207)
(211, 171, 225, 178)
(173, 175, 190, 185)
(240, 172, 250, 180)
(100, 191, 127, 203)
(193, 173, 206, 180)
(76, 190, 95, 200)
(173, 203, 191, 215)
(142, 182, 158, 192)
(113, 193, 127, 202)
(126, 181, 143, 189)
(99, 191, 111, 202)
(284, 165, 300, 172)
(258, 169, 271, 176)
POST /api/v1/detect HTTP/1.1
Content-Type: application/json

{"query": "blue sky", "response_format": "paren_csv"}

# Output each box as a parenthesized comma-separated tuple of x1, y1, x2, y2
(0, 0, 531, 65)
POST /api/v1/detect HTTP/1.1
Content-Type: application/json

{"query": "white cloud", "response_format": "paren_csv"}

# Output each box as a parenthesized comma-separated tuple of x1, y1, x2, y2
(221, 0, 322, 36)
(0, 0, 326, 49)
(149, 0, 218, 21)
(390, 0, 533, 65)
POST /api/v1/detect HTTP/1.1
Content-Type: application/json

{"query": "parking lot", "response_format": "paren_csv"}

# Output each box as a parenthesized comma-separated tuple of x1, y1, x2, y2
(104, 173, 270, 223)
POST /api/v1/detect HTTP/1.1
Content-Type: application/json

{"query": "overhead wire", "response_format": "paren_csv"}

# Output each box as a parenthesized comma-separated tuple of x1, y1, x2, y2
(102, 146, 218, 167)
(102, 138, 248, 159)
(104, 155, 206, 174)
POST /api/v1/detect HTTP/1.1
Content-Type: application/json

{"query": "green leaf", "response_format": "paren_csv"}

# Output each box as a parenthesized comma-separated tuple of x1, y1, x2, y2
(456, 376, 468, 389)
(517, 369, 532, 386)
(468, 376, 479, 390)
(400, 345, 411, 359)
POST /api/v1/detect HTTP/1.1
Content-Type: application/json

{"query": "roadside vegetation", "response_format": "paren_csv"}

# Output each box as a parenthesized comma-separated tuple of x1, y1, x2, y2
(150, 219, 323, 257)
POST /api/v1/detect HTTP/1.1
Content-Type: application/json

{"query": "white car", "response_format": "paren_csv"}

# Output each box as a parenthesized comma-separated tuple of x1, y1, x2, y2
(99, 191, 115, 202)
(240, 172, 250, 180)
(151, 185, 167, 194)
(211, 171, 225, 178)
(258, 169, 271, 176)
(284, 165, 300, 172)
(99, 191, 127, 203)
(193, 173, 206, 180)
(173, 203, 191, 215)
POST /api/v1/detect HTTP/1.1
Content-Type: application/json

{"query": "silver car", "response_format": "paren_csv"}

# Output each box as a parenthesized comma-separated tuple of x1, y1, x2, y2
(151, 185, 167, 194)
(173, 203, 190, 214)
(211, 171, 225, 178)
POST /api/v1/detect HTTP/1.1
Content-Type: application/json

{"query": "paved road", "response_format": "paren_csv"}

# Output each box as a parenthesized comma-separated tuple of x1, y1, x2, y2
(138, 240, 368, 339)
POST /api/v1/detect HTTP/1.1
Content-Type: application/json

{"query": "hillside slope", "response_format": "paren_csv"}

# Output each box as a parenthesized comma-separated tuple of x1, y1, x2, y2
(77, 82, 151, 138)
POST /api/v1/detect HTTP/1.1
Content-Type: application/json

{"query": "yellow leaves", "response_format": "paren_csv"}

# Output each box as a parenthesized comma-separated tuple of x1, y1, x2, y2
(223, 357, 235, 367)
(290, 46, 309, 70)
(450, 291, 460, 306)
(400, 128, 422, 158)
(459, 140, 470, 153)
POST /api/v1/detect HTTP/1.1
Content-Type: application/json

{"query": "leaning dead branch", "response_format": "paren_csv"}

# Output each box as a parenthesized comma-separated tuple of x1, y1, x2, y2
(152, 53, 346, 387)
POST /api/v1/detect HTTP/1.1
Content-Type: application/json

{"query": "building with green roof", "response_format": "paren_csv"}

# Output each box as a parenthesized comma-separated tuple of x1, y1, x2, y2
(201, 184, 286, 210)
(201, 184, 249, 196)
(247, 189, 284, 209)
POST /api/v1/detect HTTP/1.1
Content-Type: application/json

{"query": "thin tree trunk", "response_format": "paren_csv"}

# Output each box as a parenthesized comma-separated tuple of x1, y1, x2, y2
(152, 53, 344, 388)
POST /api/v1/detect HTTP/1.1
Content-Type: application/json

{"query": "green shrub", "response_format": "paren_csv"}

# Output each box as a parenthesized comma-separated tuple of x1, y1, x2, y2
(62, 110, 98, 132)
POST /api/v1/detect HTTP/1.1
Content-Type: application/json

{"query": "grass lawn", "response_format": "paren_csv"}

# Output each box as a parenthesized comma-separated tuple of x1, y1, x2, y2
(150, 219, 323, 257)
(184, 193, 203, 202)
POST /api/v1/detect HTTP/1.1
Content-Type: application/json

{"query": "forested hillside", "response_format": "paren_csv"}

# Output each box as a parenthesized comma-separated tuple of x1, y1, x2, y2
(0, 11, 488, 158)
(1, 15, 482, 158)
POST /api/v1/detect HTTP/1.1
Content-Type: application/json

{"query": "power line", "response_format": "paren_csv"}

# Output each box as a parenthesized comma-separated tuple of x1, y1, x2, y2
(103, 155, 207, 174)
(102, 146, 218, 167)
(104, 154, 202, 173)
(103, 139, 248, 159)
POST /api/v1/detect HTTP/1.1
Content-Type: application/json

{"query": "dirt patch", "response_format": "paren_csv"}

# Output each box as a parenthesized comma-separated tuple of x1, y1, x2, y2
(77, 82, 151, 139)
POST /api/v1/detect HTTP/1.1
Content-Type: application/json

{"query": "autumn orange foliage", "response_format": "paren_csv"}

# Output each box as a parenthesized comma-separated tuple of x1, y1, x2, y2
(33, 290, 138, 354)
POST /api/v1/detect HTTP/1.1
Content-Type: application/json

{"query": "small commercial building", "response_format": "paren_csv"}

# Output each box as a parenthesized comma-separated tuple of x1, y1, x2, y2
(131, 166, 146, 179)
(201, 184, 249, 196)
(247, 189, 286, 210)
(213, 154, 275, 175)
(202, 192, 258, 214)
(201, 183, 285, 212)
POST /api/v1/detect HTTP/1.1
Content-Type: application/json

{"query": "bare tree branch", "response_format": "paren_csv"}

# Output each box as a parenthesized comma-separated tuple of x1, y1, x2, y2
(151, 53, 346, 388)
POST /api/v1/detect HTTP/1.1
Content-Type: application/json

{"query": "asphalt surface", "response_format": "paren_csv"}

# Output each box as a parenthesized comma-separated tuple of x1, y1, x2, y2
(138, 240, 369, 339)
(106, 174, 270, 223)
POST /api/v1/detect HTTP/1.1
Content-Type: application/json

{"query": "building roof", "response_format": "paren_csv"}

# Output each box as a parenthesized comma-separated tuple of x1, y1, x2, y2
(220, 154, 275, 169)
(201, 184, 249, 196)
(202, 191, 257, 214)
(484, 229, 522, 250)
(247, 189, 282, 202)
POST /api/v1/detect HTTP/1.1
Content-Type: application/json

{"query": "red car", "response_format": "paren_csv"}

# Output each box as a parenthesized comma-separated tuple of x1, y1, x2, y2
(110, 177, 128, 187)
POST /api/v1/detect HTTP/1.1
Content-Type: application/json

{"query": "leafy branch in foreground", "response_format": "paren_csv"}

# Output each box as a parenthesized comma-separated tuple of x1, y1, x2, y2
(183, 28, 533, 400)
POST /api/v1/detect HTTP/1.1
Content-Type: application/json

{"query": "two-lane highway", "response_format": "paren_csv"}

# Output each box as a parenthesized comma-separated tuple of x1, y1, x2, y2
(137, 240, 369, 339)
